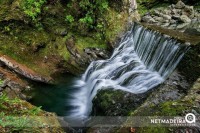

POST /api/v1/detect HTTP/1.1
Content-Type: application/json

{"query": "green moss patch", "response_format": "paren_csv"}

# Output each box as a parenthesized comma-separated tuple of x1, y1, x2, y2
(0, 93, 63, 132)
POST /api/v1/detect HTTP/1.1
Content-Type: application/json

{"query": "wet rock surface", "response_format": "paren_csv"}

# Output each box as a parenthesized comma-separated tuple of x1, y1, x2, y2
(92, 70, 189, 116)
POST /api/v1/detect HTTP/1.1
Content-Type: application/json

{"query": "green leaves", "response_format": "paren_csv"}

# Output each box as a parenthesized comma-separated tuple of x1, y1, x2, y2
(65, 15, 75, 23)
(22, 0, 46, 21)
(79, 15, 93, 24)
(65, 0, 109, 31)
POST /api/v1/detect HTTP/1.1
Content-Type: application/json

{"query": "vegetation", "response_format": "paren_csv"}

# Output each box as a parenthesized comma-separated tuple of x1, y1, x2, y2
(0, 93, 40, 132)
(0, 93, 63, 132)
(65, 0, 109, 33)
(22, 0, 46, 21)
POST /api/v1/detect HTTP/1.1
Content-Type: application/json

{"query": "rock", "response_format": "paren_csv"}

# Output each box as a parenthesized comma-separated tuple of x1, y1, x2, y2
(161, 23, 170, 27)
(163, 20, 170, 23)
(184, 5, 194, 16)
(189, 14, 195, 19)
(170, 19, 177, 24)
(96, 52, 109, 59)
(182, 7, 195, 19)
(128, 0, 137, 12)
(141, 15, 156, 23)
(0, 55, 52, 83)
(175, 1, 185, 9)
(171, 9, 178, 15)
(162, 14, 171, 20)
(19, 93, 32, 100)
(153, 9, 161, 16)
(180, 15, 191, 23)
(0, 62, 4, 67)
(172, 15, 181, 20)
(84, 48, 93, 54)
(92, 89, 149, 116)
(154, 17, 164, 22)
(162, 9, 171, 15)
(184, 28, 200, 36)
(176, 23, 189, 29)
(25, 86, 32, 91)
(84, 48, 109, 60)
(0, 74, 4, 79)
(0, 79, 10, 88)
(168, 24, 177, 29)
(7, 81, 21, 91)
(168, 4, 175, 9)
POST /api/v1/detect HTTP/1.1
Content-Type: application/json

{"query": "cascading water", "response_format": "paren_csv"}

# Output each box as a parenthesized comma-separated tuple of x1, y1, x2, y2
(66, 23, 189, 123)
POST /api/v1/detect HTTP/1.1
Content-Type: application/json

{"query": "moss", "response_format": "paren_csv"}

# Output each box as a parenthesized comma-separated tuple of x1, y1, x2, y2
(0, 0, 135, 78)
(159, 101, 187, 116)
(75, 35, 107, 52)
(96, 90, 125, 109)
(137, 4, 148, 15)
(0, 93, 63, 132)
(137, 1, 170, 15)
(103, 8, 129, 44)
(99, 92, 117, 108)
(125, 99, 196, 133)
(0, 25, 53, 77)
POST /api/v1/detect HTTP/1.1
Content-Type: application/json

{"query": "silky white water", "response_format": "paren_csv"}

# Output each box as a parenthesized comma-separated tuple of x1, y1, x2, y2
(66, 23, 189, 122)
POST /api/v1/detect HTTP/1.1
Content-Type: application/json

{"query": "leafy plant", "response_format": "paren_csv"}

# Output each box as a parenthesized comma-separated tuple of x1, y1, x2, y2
(0, 112, 41, 132)
(27, 106, 42, 115)
(65, 15, 74, 23)
(0, 93, 43, 132)
(22, 0, 46, 21)
(66, 0, 109, 32)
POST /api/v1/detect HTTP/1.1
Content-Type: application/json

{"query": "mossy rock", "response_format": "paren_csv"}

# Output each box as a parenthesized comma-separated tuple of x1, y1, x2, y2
(0, 93, 64, 132)
(92, 89, 148, 116)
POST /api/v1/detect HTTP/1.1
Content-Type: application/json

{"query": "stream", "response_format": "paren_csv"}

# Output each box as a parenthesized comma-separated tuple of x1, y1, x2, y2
(28, 23, 189, 127)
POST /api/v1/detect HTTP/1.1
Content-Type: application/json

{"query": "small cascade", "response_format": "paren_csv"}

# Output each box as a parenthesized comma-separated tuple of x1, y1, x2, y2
(66, 23, 189, 122)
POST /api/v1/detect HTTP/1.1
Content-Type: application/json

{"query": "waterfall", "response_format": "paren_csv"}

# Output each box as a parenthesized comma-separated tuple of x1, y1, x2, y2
(66, 23, 189, 122)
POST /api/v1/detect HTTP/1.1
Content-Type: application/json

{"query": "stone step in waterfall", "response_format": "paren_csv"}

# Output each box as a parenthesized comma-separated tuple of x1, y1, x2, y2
(65, 23, 189, 124)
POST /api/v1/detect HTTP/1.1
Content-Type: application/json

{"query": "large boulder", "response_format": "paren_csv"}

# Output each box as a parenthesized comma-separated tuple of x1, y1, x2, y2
(92, 89, 148, 116)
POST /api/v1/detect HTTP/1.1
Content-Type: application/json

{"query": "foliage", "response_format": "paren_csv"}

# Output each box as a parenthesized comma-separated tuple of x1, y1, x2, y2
(65, 15, 74, 23)
(0, 112, 39, 132)
(23, 106, 42, 115)
(65, 0, 109, 33)
(22, 0, 46, 21)
(0, 93, 43, 132)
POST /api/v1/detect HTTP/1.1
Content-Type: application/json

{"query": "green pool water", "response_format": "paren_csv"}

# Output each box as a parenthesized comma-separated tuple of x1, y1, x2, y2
(28, 73, 77, 116)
